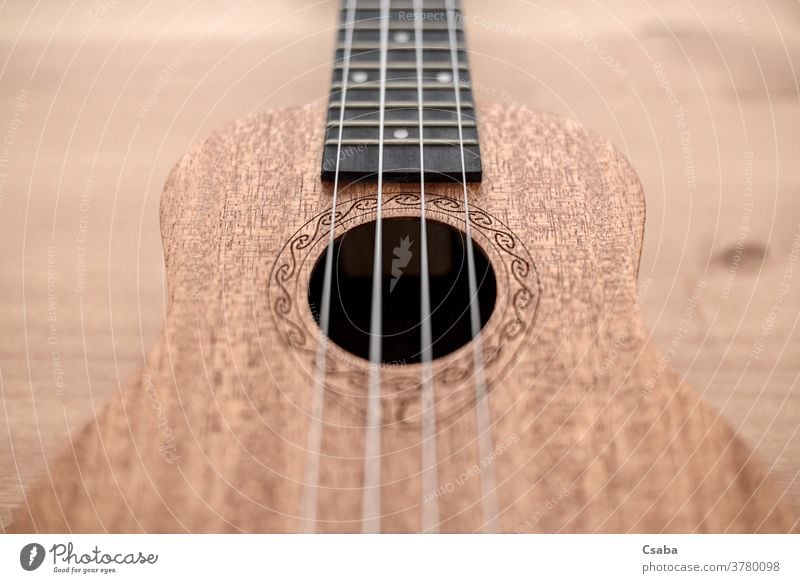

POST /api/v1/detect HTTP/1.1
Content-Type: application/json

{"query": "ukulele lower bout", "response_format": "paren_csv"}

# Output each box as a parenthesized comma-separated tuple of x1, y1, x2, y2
(10, 102, 795, 533)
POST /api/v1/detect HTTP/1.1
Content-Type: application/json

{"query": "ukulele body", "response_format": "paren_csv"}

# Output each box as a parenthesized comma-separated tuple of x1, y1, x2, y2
(12, 102, 794, 533)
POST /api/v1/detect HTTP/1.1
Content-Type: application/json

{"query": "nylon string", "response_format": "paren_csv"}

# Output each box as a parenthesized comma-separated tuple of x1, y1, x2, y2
(299, 0, 358, 533)
(361, 0, 391, 534)
(445, 0, 500, 533)
(414, 0, 441, 533)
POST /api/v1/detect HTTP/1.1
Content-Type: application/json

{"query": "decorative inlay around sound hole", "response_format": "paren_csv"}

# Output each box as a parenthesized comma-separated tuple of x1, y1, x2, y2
(267, 193, 539, 428)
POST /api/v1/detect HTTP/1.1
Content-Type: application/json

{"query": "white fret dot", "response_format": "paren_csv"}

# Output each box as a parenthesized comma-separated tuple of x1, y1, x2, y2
(436, 71, 453, 83)
(393, 31, 411, 44)
(351, 71, 368, 83)
(393, 128, 410, 139)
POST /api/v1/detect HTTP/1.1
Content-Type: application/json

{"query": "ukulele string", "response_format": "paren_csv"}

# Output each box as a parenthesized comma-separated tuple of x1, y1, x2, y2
(414, 0, 441, 533)
(445, 0, 501, 533)
(299, 0, 358, 533)
(361, 0, 390, 534)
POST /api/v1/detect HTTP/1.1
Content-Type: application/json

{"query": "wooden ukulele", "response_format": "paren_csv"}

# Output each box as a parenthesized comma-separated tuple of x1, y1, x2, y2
(12, 0, 795, 533)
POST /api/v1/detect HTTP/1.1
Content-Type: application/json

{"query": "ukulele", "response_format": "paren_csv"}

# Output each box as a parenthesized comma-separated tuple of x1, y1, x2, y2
(12, 0, 795, 533)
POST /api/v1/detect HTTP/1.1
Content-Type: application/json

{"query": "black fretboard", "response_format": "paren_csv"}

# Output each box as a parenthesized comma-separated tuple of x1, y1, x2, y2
(321, 0, 482, 183)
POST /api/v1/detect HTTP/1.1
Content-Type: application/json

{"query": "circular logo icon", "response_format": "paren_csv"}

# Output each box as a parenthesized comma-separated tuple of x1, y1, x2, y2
(19, 543, 46, 571)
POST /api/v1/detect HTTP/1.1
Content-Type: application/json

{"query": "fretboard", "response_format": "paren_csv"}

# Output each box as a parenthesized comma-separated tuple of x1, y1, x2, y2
(321, 0, 482, 183)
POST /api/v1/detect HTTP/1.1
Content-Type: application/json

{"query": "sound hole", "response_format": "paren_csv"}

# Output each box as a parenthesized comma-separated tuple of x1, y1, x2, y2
(308, 218, 496, 365)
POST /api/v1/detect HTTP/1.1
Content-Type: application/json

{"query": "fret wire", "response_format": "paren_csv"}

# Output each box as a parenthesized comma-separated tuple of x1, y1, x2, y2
(334, 62, 467, 70)
(343, 17, 464, 28)
(332, 82, 468, 90)
(329, 100, 474, 109)
(344, 27, 463, 36)
(324, 138, 478, 145)
(354, 0, 460, 4)
(327, 119, 475, 127)
(341, 7, 457, 12)
(339, 43, 465, 50)
(350, 23, 457, 31)
(354, 2, 455, 8)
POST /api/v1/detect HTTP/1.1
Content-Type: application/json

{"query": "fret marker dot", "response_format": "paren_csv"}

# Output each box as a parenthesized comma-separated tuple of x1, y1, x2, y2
(393, 128, 410, 139)
(351, 71, 368, 83)
(436, 71, 453, 83)
(393, 31, 411, 44)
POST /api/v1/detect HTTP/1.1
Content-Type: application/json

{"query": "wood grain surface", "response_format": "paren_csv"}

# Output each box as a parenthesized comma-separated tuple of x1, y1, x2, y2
(1, 0, 799, 531)
(7, 102, 794, 532)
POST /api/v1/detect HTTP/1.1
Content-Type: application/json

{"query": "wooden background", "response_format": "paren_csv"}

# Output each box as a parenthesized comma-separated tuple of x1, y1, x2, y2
(0, 0, 798, 529)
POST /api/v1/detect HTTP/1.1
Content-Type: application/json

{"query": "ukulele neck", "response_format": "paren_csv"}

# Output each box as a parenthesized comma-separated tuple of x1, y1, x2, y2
(321, 0, 482, 183)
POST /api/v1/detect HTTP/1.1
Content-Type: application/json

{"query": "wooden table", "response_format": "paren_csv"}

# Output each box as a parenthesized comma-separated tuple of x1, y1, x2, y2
(1, 0, 798, 529)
